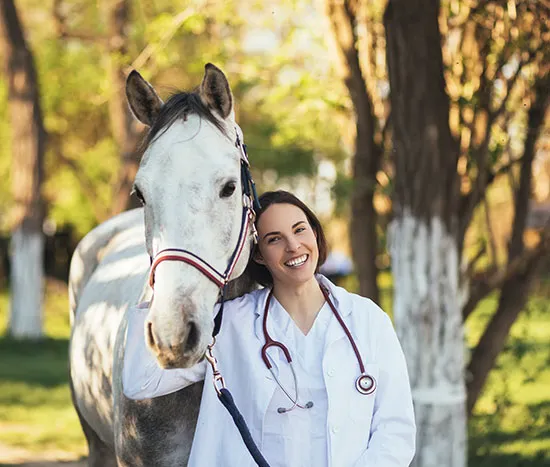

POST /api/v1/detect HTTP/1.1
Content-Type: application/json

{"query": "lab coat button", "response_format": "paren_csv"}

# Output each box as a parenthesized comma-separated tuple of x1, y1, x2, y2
(327, 368, 335, 377)
(331, 425, 339, 434)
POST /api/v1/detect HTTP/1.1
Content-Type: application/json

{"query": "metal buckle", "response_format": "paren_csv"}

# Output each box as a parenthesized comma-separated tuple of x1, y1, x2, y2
(251, 222, 259, 244)
(243, 193, 252, 209)
(205, 337, 226, 396)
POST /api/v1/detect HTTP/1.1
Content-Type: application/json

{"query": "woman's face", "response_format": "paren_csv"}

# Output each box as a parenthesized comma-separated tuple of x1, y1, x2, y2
(254, 203, 319, 288)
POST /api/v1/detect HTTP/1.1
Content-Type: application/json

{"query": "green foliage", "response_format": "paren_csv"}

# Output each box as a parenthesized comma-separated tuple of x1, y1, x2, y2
(331, 170, 354, 216)
(0, 0, 348, 238)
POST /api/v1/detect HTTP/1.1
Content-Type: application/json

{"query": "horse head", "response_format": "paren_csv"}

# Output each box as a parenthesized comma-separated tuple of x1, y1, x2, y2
(126, 64, 255, 369)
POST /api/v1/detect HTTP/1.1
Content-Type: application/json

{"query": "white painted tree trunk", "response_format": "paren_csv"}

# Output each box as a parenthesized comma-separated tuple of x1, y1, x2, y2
(389, 211, 466, 467)
(9, 226, 44, 339)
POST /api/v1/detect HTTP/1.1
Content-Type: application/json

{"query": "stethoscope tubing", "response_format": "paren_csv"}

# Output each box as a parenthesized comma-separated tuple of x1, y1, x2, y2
(261, 283, 377, 399)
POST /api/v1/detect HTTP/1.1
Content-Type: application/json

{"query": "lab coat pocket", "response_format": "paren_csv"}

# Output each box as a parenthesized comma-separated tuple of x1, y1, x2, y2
(347, 363, 378, 424)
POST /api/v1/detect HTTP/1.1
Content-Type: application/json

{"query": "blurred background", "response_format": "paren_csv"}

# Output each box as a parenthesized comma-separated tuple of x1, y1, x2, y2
(0, 0, 548, 466)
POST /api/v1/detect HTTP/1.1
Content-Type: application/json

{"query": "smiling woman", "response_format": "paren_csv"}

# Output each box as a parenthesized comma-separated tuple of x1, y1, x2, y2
(246, 191, 327, 291)
(123, 190, 416, 467)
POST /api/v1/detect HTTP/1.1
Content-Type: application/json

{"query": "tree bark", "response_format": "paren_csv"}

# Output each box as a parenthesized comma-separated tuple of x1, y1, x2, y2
(466, 73, 549, 413)
(325, 0, 381, 303)
(0, 0, 46, 338)
(105, 0, 142, 215)
(385, 1, 465, 466)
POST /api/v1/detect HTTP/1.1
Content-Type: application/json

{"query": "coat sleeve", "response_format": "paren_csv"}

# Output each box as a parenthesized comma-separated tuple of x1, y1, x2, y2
(122, 303, 206, 400)
(353, 311, 416, 467)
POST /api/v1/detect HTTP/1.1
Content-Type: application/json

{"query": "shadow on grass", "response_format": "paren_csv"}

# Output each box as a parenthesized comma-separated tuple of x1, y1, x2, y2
(469, 400, 550, 467)
(469, 452, 549, 467)
(0, 336, 69, 388)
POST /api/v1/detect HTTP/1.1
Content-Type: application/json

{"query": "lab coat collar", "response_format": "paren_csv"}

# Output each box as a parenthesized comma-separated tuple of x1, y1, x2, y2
(252, 274, 353, 343)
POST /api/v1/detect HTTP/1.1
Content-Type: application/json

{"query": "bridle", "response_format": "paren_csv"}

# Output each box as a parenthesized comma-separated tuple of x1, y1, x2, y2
(148, 128, 260, 295)
(146, 128, 271, 467)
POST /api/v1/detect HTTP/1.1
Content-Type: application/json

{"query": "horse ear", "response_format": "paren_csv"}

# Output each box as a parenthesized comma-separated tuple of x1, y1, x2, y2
(126, 70, 164, 126)
(199, 63, 233, 119)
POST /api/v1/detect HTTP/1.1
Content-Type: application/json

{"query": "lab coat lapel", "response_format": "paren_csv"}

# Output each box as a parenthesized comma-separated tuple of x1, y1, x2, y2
(319, 275, 354, 348)
(324, 308, 347, 348)
(253, 288, 267, 342)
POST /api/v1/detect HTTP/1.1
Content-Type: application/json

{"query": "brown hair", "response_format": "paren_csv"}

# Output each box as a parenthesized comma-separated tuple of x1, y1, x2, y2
(245, 190, 328, 287)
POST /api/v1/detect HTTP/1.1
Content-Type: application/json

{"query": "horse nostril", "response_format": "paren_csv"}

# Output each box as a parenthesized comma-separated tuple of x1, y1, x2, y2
(146, 321, 157, 350)
(185, 321, 199, 353)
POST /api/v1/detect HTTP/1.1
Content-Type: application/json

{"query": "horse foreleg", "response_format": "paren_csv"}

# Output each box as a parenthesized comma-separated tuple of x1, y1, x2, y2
(69, 375, 118, 467)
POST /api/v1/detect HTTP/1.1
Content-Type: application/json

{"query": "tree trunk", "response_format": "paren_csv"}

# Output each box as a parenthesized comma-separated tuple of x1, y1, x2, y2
(325, 0, 381, 303)
(105, 0, 142, 215)
(0, 0, 46, 338)
(466, 73, 549, 413)
(385, 1, 465, 466)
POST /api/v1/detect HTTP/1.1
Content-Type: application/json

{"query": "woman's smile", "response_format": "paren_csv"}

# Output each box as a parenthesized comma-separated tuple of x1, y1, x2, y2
(284, 254, 309, 268)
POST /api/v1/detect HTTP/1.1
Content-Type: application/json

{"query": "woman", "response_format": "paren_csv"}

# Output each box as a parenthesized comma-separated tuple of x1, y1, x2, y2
(124, 190, 416, 466)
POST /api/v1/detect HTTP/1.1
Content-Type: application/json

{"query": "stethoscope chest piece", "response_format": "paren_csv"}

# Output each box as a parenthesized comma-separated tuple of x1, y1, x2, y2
(356, 374, 376, 395)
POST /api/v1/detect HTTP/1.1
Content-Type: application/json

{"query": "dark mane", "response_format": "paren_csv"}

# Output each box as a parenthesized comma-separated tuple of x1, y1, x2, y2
(143, 90, 227, 150)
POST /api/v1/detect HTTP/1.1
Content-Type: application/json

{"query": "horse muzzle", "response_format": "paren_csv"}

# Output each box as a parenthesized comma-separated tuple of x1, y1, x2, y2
(145, 318, 207, 369)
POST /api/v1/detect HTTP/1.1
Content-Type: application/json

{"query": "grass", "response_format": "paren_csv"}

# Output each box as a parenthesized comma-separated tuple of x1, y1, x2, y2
(0, 282, 87, 457)
(466, 293, 550, 466)
(0, 277, 548, 465)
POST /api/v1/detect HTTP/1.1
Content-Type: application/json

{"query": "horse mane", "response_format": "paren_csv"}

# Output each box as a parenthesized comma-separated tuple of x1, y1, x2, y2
(142, 90, 228, 152)
(224, 271, 259, 301)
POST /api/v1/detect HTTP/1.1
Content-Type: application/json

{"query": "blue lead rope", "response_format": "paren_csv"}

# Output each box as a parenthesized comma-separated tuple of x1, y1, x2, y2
(213, 298, 270, 467)
(218, 388, 271, 467)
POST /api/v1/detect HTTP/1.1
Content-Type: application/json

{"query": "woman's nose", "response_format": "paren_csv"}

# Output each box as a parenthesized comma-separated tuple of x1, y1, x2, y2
(285, 238, 300, 252)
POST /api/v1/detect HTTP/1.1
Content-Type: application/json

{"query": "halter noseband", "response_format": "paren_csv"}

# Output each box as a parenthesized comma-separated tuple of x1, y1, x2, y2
(148, 128, 260, 294)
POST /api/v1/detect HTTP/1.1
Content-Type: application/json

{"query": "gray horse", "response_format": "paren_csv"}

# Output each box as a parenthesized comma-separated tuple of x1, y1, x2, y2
(68, 64, 256, 466)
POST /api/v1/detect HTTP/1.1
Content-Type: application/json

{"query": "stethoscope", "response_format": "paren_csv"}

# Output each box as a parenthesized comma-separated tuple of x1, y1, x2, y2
(260, 284, 377, 414)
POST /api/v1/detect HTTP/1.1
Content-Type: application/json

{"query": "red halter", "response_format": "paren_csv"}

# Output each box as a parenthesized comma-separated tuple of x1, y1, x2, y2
(148, 130, 259, 291)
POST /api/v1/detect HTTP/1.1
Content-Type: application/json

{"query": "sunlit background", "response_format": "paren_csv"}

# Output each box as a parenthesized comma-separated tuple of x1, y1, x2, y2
(0, 0, 548, 466)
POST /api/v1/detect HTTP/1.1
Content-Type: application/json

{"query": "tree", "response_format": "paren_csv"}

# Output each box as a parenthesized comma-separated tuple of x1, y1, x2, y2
(384, 1, 466, 465)
(0, 0, 46, 338)
(440, 0, 550, 414)
(384, 0, 549, 465)
(104, 0, 143, 215)
(325, 0, 384, 303)
(37, 0, 346, 236)
(52, 0, 142, 216)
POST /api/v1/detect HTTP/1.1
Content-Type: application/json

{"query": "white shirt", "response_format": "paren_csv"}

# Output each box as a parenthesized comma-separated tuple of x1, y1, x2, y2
(123, 275, 416, 467)
(262, 297, 330, 467)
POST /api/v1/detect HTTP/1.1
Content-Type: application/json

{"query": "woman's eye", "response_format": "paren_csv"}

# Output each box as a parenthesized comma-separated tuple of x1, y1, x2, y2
(133, 186, 146, 205)
(267, 236, 279, 244)
(220, 181, 237, 198)
(295, 227, 306, 233)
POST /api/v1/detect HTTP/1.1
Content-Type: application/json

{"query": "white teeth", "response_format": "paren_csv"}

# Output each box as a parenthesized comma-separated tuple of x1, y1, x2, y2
(285, 254, 308, 267)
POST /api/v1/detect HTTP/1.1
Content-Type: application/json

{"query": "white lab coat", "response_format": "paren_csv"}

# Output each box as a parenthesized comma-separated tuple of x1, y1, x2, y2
(123, 275, 416, 466)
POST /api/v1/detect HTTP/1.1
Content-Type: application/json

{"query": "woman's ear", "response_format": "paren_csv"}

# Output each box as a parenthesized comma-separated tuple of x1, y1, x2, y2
(253, 249, 266, 265)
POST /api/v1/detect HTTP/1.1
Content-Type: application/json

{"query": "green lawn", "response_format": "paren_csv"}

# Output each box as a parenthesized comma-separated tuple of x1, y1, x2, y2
(0, 282, 87, 457)
(465, 292, 550, 466)
(0, 278, 548, 465)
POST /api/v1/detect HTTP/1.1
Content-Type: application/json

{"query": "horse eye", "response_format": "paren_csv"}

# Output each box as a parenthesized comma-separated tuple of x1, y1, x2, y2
(133, 186, 146, 205)
(220, 181, 237, 198)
